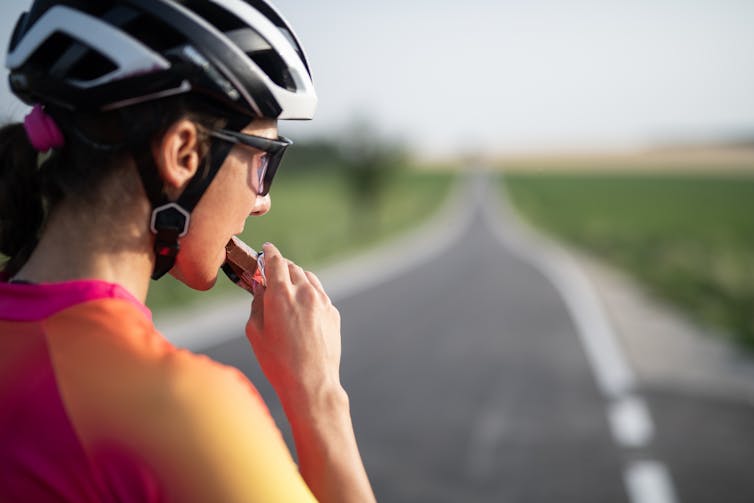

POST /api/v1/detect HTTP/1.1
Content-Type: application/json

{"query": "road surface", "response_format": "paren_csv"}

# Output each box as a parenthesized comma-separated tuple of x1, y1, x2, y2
(196, 174, 754, 503)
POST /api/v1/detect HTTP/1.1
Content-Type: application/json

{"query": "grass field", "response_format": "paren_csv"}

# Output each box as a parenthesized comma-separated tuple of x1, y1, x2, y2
(502, 172, 754, 350)
(146, 169, 455, 312)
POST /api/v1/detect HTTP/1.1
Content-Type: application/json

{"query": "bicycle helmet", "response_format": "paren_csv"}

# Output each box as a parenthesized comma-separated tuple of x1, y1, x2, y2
(5, 0, 317, 279)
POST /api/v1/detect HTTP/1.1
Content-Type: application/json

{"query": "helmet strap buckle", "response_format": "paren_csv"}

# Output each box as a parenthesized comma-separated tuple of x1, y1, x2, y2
(150, 203, 190, 280)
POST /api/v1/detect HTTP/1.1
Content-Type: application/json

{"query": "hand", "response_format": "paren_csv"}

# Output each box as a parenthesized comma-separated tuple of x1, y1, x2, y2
(246, 243, 376, 503)
(246, 243, 344, 413)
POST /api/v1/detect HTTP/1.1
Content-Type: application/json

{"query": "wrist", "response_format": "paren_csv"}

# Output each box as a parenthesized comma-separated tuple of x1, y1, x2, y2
(284, 384, 376, 503)
(281, 380, 350, 426)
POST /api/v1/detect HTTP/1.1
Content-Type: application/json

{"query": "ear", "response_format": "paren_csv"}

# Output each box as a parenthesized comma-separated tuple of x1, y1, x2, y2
(153, 119, 201, 201)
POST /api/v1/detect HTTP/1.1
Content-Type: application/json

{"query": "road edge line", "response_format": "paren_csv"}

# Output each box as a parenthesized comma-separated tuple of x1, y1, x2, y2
(482, 172, 680, 503)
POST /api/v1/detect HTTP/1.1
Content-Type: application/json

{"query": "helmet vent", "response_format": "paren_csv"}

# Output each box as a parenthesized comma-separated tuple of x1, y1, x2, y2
(181, 1, 246, 32)
(224, 27, 297, 93)
(39, 31, 119, 83)
(29, 33, 70, 73)
(249, 50, 296, 92)
(66, 49, 118, 82)
(121, 13, 185, 53)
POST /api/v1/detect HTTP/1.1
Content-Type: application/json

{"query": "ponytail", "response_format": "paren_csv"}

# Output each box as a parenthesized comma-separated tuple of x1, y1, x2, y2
(0, 123, 44, 276)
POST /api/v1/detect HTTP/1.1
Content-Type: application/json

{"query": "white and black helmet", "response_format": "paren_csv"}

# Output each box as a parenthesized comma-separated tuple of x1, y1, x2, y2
(6, 0, 317, 120)
(5, 0, 317, 281)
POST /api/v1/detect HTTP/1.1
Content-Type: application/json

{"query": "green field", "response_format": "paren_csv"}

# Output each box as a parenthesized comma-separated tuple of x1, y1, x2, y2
(503, 172, 754, 349)
(146, 169, 455, 312)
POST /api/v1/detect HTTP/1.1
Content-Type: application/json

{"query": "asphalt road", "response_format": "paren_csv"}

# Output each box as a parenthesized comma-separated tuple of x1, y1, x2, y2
(201, 176, 754, 503)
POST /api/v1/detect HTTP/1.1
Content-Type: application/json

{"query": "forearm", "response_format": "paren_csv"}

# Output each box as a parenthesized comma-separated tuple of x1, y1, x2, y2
(284, 386, 376, 503)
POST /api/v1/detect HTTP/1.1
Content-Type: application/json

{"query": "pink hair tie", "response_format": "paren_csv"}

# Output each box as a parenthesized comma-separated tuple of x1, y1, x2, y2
(23, 105, 64, 152)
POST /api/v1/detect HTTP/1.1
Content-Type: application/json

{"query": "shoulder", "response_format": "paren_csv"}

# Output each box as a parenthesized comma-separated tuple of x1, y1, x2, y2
(46, 296, 162, 354)
(161, 345, 270, 424)
(44, 296, 273, 450)
(124, 328, 315, 502)
(48, 296, 270, 423)
(47, 298, 315, 501)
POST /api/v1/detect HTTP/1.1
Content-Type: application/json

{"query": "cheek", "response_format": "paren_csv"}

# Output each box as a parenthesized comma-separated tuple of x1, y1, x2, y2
(229, 158, 257, 209)
(214, 164, 254, 223)
(170, 238, 221, 291)
(237, 170, 260, 215)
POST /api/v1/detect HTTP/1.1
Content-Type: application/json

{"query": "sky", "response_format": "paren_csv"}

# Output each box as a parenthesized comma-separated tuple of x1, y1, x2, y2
(1, 0, 753, 157)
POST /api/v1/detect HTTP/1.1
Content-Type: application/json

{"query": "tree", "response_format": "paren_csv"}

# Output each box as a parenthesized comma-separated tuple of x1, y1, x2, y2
(338, 118, 406, 236)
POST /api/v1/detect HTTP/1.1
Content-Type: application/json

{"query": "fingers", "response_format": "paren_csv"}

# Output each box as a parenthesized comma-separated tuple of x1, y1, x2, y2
(305, 271, 328, 298)
(261, 242, 330, 299)
(261, 242, 289, 287)
(288, 260, 308, 284)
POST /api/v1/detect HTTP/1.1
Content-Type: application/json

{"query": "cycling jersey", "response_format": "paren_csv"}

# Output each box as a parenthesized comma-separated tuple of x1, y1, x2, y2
(0, 279, 317, 502)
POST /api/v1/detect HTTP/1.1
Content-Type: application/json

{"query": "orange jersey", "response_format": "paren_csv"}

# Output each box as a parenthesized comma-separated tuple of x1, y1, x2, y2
(0, 279, 317, 502)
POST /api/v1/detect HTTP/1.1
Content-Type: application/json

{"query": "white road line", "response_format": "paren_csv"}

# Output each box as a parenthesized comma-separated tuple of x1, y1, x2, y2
(483, 175, 635, 399)
(483, 172, 680, 503)
(608, 395, 655, 448)
(625, 461, 679, 503)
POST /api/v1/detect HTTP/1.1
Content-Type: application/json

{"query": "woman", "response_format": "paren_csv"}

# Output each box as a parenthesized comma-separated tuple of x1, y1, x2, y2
(0, 1, 375, 502)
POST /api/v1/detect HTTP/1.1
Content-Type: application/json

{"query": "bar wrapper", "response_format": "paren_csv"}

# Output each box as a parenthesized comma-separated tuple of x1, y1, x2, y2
(222, 236, 265, 293)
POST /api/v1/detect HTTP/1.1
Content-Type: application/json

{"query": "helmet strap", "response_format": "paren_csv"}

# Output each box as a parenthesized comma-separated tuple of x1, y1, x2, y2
(134, 117, 246, 280)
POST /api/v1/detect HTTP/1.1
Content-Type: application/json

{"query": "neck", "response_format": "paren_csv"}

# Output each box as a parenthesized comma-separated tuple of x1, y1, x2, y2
(14, 197, 155, 303)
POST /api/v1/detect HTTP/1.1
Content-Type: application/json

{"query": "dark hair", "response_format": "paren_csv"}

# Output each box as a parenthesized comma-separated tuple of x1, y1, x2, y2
(0, 97, 231, 277)
(0, 122, 44, 275)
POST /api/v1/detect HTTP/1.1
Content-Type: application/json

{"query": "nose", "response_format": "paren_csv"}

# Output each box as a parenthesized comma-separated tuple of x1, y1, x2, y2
(250, 193, 271, 216)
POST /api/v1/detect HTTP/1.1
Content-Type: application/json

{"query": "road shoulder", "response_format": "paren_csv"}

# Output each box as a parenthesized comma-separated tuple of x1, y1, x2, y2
(568, 248, 754, 403)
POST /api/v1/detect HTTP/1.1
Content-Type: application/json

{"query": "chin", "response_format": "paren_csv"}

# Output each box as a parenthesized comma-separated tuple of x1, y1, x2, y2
(170, 265, 219, 291)
(191, 276, 217, 291)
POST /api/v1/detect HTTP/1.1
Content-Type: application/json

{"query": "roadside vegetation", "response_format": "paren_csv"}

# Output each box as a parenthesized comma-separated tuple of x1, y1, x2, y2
(146, 137, 455, 312)
(503, 171, 754, 350)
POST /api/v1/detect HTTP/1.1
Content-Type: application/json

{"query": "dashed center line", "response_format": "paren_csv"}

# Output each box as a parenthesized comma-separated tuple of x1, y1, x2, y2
(609, 395, 655, 448)
(626, 461, 680, 503)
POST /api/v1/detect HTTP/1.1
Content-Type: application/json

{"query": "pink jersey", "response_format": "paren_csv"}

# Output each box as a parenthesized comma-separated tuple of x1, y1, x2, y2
(0, 279, 316, 502)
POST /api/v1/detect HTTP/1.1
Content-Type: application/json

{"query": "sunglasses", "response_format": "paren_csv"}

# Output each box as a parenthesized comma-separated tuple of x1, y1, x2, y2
(208, 128, 293, 196)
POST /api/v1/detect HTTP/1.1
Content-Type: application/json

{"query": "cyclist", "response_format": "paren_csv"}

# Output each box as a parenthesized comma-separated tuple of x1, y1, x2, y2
(0, 1, 375, 501)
